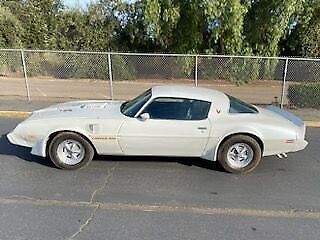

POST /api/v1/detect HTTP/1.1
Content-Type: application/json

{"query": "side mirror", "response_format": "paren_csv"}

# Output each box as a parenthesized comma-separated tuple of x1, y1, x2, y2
(139, 112, 150, 121)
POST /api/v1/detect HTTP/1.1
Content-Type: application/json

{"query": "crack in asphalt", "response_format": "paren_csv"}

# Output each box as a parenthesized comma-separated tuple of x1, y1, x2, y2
(89, 163, 118, 204)
(6, 195, 38, 201)
(68, 163, 118, 240)
(68, 205, 99, 240)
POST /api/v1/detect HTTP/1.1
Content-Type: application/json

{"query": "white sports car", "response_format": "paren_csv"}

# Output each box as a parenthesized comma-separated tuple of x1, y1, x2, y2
(7, 85, 308, 173)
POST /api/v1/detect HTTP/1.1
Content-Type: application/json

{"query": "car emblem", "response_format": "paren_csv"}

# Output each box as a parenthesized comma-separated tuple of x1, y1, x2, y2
(216, 109, 221, 114)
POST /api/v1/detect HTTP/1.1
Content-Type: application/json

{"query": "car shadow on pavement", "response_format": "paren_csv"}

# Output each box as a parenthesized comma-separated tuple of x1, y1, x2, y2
(0, 134, 226, 172)
(0, 134, 54, 168)
(95, 155, 226, 173)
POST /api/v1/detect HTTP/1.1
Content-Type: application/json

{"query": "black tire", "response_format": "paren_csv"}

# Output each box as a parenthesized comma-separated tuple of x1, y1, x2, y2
(217, 135, 262, 174)
(48, 132, 94, 170)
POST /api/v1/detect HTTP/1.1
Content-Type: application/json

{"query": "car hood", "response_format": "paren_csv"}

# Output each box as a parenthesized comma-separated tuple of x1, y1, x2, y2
(28, 100, 124, 120)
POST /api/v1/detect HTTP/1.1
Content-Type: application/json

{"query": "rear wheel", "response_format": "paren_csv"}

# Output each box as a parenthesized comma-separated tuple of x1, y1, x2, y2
(218, 135, 262, 174)
(48, 132, 94, 170)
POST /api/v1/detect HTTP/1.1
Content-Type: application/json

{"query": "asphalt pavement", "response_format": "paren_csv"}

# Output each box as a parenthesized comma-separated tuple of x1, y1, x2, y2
(0, 117, 320, 240)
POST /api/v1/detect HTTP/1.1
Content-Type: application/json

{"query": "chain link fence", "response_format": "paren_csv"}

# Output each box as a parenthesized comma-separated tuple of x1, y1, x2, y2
(0, 49, 319, 111)
(0, 50, 26, 98)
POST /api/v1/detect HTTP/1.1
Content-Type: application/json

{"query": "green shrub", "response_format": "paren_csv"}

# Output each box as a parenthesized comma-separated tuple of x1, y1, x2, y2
(0, 52, 22, 76)
(287, 82, 320, 108)
(198, 58, 261, 85)
(27, 53, 111, 80)
(111, 55, 136, 81)
(198, 58, 282, 85)
(26, 53, 48, 76)
(173, 56, 194, 78)
(128, 55, 191, 80)
(61, 54, 109, 80)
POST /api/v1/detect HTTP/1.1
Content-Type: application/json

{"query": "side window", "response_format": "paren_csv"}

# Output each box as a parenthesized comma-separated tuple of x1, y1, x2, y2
(142, 98, 211, 120)
(227, 95, 258, 113)
(189, 100, 211, 120)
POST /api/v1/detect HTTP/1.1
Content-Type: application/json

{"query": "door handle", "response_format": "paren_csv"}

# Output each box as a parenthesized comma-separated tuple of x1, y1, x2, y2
(197, 127, 207, 130)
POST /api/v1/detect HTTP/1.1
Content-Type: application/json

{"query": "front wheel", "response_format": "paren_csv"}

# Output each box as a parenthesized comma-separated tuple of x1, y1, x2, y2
(48, 132, 94, 170)
(217, 135, 262, 174)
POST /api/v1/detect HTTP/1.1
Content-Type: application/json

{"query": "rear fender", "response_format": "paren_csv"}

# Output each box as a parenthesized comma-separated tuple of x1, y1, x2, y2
(211, 129, 263, 161)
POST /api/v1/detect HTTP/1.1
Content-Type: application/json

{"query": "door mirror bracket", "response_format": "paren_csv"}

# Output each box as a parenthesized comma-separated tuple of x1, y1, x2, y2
(139, 113, 150, 121)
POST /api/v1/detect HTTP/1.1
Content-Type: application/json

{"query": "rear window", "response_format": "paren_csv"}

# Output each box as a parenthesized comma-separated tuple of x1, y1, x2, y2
(227, 95, 258, 113)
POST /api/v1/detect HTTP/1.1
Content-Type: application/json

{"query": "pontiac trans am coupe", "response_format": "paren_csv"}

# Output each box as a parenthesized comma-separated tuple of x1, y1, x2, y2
(7, 85, 308, 173)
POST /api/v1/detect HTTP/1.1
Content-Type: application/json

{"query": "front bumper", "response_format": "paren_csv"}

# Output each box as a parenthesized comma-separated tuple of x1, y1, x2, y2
(7, 132, 21, 146)
(7, 132, 33, 148)
(7, 132, 47, 157)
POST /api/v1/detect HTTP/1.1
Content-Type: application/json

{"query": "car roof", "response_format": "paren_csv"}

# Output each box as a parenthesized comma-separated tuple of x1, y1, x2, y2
(151, 85, 229, 104)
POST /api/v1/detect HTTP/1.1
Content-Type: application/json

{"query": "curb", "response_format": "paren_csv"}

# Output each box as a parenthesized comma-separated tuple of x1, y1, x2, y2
(0, 110, 319, 127)
(0, 111, 32, 118)
(304, 121, 320, 128)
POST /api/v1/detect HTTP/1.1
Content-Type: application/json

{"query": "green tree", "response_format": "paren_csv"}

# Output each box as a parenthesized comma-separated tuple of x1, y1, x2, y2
(203, 0, 249, 54)
(173, 0, 205, 53)
(144, 0, 180, 51)
(142, 0, 249, 54)
(84, 0, 122, 51)
(56, 9, 88, 50)
(118, 1, 156, 52)
(0, 6, 23, 48)
(280, 0, 320, 57)
(0, 0, 319, 57)
(1, 0, 63, 49)
(301, 9, 320, 57)
(58, 0, 123, 51)
(244, 0, 306, 56)
(22, 0, 63, 49)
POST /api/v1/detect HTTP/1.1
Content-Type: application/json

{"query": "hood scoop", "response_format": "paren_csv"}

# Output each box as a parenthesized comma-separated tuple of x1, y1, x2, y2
(80, 103, 110, 109)
(78, 101, 119, 110)
(59, 108, 73, 112)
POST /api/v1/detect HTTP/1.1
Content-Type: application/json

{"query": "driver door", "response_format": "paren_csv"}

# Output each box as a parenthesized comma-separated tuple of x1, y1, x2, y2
(118, 97, 211, 157)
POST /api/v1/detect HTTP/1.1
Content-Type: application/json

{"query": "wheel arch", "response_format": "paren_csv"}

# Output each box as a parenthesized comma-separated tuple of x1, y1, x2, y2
(213, 132, 264, 161)
(45, 130, 97, 157)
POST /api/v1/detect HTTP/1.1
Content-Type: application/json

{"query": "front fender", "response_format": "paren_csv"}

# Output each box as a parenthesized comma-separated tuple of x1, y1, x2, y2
(31, 138, 48, 157)
(31, 127, 93, 158)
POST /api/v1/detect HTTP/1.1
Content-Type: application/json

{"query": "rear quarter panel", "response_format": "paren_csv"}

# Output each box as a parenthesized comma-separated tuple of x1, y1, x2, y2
(202, 111, 297, 160)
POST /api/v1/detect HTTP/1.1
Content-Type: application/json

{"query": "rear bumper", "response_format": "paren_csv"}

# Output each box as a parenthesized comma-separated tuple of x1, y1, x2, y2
(293, 139, 308, 152)
(263, 138, 308, 157)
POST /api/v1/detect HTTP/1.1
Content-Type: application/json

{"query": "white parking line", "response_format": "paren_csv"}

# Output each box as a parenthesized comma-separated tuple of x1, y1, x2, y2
(1, 197, 320, 219)
(36, 88, 47, 97)
(98, 94, 109, 98)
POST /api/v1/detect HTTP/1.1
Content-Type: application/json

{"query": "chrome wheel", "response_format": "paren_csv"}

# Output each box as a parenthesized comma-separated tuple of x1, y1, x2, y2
(56, 139, 85, 165)
(226, 143, 254, 169)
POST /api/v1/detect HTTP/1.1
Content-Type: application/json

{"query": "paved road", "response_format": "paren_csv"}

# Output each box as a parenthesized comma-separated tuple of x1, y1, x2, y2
(0, 117, 320, 240)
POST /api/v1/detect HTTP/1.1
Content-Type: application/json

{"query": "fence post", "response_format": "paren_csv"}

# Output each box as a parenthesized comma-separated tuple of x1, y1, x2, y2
(195, 55, 198, 87)
(107, 53, 114, 100)
(20, 49, 31, 101)
(280, 58, 289, 108)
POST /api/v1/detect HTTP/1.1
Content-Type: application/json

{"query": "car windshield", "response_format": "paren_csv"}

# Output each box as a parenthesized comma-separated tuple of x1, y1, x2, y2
(120, 89, 152, 117)
(227, 95, 258, 113)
